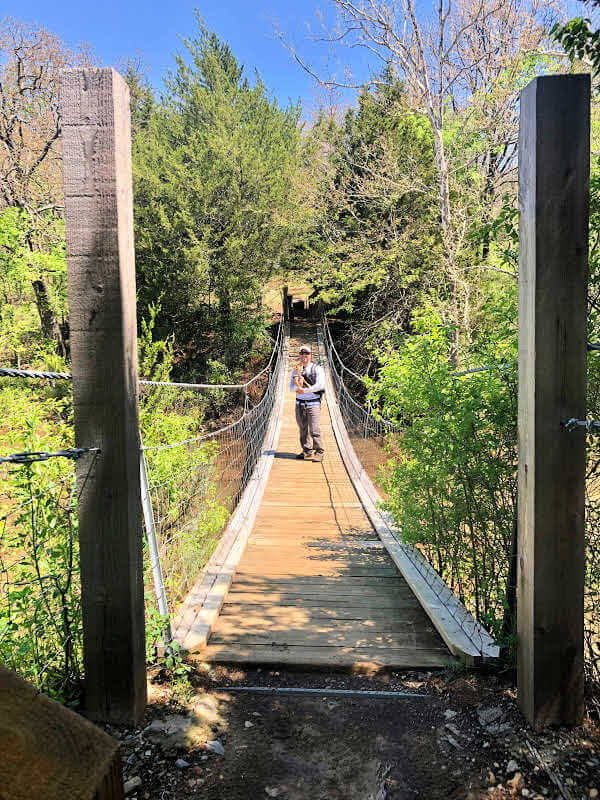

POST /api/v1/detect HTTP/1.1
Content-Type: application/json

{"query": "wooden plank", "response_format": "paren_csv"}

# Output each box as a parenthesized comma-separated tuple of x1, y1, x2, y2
(218, 604, 423, 620)
(234, 567, 401, 578)
(60, 67, 145, 725)
(226, 583, 413, 598)
(517, 74, 589, 729)
(220, 592, 421, 608)
(194, 643, 455, 668)
(209, 630, 444, 649)
(227, 575, 407, 588)
(211, 618, 432, 635)
(0, 664, 124, 800)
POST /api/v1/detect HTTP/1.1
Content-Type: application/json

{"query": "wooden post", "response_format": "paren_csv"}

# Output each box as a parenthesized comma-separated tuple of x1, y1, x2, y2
(0, 664, 124, 800)
(517, 74, 590, 729)
(60, 68, 146, 724)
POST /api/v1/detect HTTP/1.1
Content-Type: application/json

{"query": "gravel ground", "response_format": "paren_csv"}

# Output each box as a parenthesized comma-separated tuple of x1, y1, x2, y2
(103, 665, 600, 800)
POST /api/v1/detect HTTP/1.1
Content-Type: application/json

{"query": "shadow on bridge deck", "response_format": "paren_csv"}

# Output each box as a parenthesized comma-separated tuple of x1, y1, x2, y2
(187, 322, 454, 670)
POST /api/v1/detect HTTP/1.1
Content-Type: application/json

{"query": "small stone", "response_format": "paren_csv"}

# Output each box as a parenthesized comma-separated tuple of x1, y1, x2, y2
(175, 758, 190, 769)
(478, 707, 503, 726)
(252, 712, 262, 717)
(245, 721, 254, 728)
(124, 776, 142, 795)
(144, 751, 151, 757)
(265, 789, 281, 798)
(206, 739, 225, 756)
(508, 773, 524, 792)
(506, 760, 519, 773)
(444, 735, 461, 749)
(521, 790, 530, 797)
(444, 709, 457, 719)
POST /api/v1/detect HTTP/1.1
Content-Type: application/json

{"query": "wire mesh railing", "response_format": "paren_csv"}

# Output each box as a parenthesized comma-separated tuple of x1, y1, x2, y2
(321, 318, 397, 492)
(140, 319, 286, 623)
(0, 317, 285, 684)
(321, 317, 497, 657)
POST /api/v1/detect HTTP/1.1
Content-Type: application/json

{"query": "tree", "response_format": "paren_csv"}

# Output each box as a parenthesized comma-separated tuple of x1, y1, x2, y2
(0, 17, 93, 212)
(0, 18, 94, 357)
(284, 0, 558, 361)
(133, 18, 304, 371)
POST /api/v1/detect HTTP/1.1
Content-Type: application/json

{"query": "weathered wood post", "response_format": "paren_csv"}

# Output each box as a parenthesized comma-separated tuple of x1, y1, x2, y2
(518, 73, 590, 729)
(60, 68, 146, 724)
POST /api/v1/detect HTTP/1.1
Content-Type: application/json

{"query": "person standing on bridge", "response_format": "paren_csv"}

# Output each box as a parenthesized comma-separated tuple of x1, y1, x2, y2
(291, 345, 325, 462)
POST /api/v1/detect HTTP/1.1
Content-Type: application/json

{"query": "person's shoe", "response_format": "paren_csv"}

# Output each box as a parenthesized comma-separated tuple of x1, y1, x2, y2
(296, 451, 313, 460)
(312, 452, 324, 462)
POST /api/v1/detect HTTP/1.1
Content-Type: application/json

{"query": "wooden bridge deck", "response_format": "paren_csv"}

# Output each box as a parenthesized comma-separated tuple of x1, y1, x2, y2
(196, 324, 452, 668)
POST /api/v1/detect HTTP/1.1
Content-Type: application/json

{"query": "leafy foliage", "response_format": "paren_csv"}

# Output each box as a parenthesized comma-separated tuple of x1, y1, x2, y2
(133, 16, 303, 370)
(367, 306, 518, 641)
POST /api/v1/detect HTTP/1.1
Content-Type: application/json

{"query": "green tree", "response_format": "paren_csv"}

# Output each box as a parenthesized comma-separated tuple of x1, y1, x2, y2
(133, 17, 303, 371)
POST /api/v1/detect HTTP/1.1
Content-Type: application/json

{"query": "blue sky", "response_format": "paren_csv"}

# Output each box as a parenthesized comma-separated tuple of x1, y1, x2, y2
(8, 1, 376, 118)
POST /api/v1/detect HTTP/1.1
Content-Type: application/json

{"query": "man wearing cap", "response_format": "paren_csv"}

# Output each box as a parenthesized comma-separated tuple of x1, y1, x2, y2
(291, 344, 325, 462)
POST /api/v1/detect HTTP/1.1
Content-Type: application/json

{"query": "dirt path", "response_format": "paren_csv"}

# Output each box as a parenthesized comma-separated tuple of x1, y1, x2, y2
(108, 666, 600, 800)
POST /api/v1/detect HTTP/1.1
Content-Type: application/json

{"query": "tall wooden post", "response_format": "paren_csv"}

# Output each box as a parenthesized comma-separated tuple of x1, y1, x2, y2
(60, 68, 146, 724)
(518, 74, 590, 729)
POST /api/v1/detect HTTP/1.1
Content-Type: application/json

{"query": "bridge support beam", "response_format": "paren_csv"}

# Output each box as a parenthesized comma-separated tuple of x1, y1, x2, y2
(517, 74, 589, 729)
(60, 68, 146, 724)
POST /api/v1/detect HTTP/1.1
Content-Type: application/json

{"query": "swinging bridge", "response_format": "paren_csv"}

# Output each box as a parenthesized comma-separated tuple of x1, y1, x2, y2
(161, 318, 498, 668)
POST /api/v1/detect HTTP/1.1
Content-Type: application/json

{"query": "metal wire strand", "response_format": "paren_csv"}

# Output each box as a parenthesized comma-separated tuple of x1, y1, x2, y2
(141, 324, 285, 614)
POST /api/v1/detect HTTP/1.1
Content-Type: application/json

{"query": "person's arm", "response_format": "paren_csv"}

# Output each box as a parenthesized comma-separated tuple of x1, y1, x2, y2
(309, 365, 325, 394)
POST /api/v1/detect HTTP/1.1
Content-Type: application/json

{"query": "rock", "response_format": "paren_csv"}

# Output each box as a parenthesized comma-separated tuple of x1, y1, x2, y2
(265, 789, 281, 798)
(478, 707, 504, 726)
(445, 723, 462, 738)
(175, 758, 190, 769)
(444, 710, 457, 719)
(124, 776, 142, 795)
(444, 735, 461, 749)
(522, 790, 530, 797)
(589, 790, 599, 800)
(206, 739, 225, 756)
(190, 695, 223, 725)
(506, 760, 519, 774)
(146, 720, 164, 733)
(245, 721, 254, 728)
(507, 772, 524, 792)
(487, 722, 512, 735)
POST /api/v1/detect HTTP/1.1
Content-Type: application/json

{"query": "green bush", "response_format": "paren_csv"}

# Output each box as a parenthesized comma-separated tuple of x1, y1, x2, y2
(368, 305, 518, 641)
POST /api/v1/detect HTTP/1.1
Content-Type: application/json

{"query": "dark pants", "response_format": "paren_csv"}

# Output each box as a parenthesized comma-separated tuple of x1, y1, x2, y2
(295, 401, 324, 454)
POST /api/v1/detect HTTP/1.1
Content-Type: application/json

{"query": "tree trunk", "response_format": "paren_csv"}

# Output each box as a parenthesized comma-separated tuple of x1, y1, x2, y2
(432, 124, 460, 366)
(501, 496, 518, 661)
(32, 278, 66, 357)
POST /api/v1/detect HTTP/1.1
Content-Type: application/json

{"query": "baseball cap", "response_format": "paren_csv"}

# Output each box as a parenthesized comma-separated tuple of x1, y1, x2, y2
(299, 345, 312, 354)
